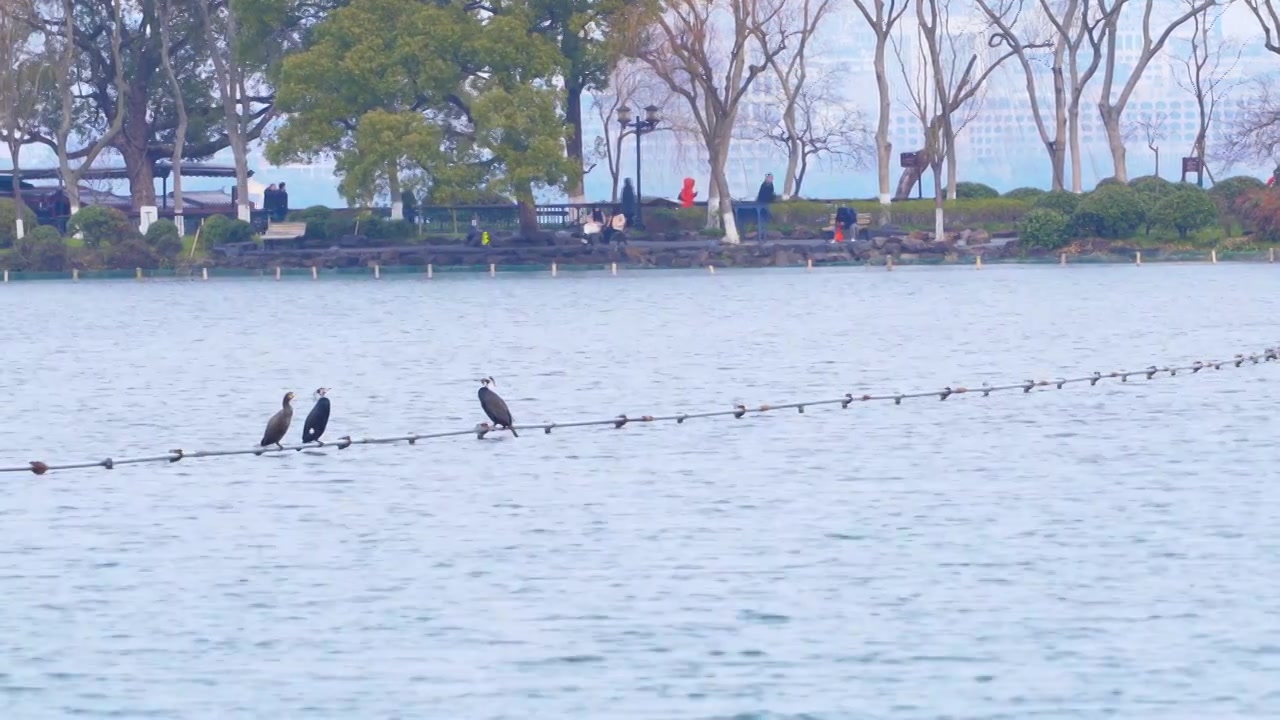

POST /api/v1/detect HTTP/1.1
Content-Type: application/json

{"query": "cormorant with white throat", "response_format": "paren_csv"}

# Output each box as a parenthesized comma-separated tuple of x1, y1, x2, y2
(302, 388, 330, 445)
(478, 377, 518, 437)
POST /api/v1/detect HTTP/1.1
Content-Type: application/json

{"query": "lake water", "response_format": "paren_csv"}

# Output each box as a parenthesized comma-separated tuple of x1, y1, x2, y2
(2, 264, 1279, 719)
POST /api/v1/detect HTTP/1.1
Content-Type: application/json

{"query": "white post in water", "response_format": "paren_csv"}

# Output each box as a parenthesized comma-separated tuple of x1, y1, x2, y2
(391, 201, 404, 221)
(1136, 251, 1142, 266)
(139, 206, 158, 235)
(3, 269, 8, 282)
(806, 258, 813, 272)
(72, 268, 79, 281)
(427, 264, 433, 279)
(201, 267, 208, 281)
(551, 262, 558, 277)
(275, 266, 282, 281)
(135, 267, 143, 280)
(1271, 247, 1276, 263)
(489, 263, 496, 277)
(886, 255, 894, 271)
(312, 266, 318, 280)
(975, 255, 983, 270)
(708, 264, 715, 274)
(610, 262, 617, 276)
(374, 264, 381, 279)
(1211, 249, 1218, 264)
(1060, 252, 1067, 266)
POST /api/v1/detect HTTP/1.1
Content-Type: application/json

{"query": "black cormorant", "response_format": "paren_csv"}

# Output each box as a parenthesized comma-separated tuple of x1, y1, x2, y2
(302, 388, 330, 445)
(478, 377, 518, 437)
(260, 392, 295, 450)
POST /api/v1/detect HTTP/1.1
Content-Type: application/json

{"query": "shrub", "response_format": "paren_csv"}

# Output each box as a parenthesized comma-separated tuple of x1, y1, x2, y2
(144, 219, 183, 257)
(1128, 176, 1175, 234)
(0, 198, 38, 249)
(1150, 185, 1218, 239)
(844, 198, 1033, 229)
(107, 238, 161, 269)
(287, 205, 336, 240)
(1209, 176, 1266, 235)
(954, 181, 1000, 199)
(1033, 190, 1082, 217)
(1004, 187, 1046, 200)
(1095, 176, 1123, 189)
(1072, 184, 1145, 238)
(1235, 188, 1280, 241)
(199, 214, 255, 246)
(68, 206, 137, 246)
(1018, 208, 1072, 250)
(644, 206, 706, 233)
(13, 224, 70, 271)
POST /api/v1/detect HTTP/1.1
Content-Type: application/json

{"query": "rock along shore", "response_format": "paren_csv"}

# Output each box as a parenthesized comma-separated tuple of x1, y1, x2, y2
(208, 230, 1023, 271)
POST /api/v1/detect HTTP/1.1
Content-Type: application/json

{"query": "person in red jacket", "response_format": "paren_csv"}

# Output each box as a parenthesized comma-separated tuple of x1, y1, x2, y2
(678, 177, 697, 208)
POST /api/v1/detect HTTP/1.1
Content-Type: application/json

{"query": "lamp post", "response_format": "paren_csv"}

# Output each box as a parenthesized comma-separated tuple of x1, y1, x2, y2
(617, 104, 661, 228)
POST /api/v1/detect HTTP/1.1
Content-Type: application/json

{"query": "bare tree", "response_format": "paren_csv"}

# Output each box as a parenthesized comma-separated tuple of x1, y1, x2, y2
(755, 69, 872, 196)
(850, 0, 910, 209)
(157, 0, 189, 235)
(765, 0, 835, 199)
(1217, 76, 1280, 170)
(198, 0, 254, 222)
(1126, 110, 1167, 176)
(589, 61, 680, 203)
(1091, 0, 1216, 183)
(976, 0, 1074, 190)
(0, 0, 45, 237)
(893, 0, 1024, 219)
(1177, 0, 1241, 184)
(52, 0, 127, 216)
(630, 0, 793, 244)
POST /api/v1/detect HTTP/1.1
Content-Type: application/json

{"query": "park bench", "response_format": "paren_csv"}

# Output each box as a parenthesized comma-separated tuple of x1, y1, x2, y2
(260, 221, 308, 250)
(825, 210, 872, 240)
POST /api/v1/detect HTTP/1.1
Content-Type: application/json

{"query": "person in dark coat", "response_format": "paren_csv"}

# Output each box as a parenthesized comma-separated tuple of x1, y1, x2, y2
(620, 178, 636, 226)
(276, 182, 290, 221)
(755, 173, 776, 224)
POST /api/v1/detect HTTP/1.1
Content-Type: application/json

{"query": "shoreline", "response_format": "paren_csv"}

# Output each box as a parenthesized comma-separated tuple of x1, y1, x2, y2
(1, 242, 1275, 282)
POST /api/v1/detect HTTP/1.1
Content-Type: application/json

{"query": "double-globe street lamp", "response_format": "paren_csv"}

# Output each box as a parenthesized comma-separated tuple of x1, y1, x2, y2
(616, 104, 661, 229)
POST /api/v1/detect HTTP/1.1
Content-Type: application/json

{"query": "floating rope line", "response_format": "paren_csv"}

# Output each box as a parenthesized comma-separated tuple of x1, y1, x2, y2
(7, 345, 1278, 476)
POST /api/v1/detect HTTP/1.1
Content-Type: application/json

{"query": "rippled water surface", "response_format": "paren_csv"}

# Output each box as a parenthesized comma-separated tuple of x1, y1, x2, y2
(2, 264, 1280, 719)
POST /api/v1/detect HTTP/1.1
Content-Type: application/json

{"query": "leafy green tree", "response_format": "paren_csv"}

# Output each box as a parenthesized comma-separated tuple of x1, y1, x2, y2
(1072, 184, 1145, 238)
(954, 182, 999, 199)
(1018, 208, 1072, 250)
(68, 206, 138, 246)
(1150, 185, 1218, 239)
(268, 0, 577, 236)
(30, 0, 274, 208)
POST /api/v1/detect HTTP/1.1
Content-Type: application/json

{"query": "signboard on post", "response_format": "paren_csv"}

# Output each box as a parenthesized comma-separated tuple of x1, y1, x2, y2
(900, 152, 920, 169)
(1181, 156, 1205, 187)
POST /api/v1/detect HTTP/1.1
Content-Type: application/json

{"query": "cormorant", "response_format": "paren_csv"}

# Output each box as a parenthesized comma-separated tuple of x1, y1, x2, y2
(302, 388, 330, 445)
(260, 391, 295, 450)
(478, 377, 518, 437)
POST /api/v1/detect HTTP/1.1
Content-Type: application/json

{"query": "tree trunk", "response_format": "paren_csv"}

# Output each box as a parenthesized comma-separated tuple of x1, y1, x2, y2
(565, 82, 587, 204)
(874, 32, 893, 208)
(945, 141, 957, 200)
(713, 164, 740, 244)
(1099, 104, 1127, 182)
(8, 140, 24, 239)
(1068, 96, 1084, 192)
(389, 167, 402, 220)
(515, 182, 540, 238)
(782, 133, 800, 199)
(159, 0, 188, 236)
(120, 142, 157, 211)
(932, 162, 944, 239)
(1050, 65, 1067, 191)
